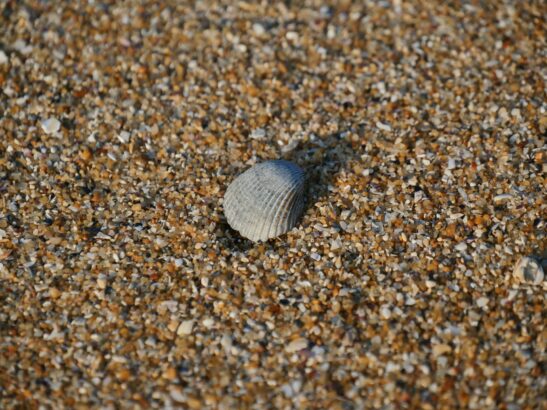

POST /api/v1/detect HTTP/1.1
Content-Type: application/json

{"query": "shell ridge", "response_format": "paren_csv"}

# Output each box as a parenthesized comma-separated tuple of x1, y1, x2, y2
(240, 166, 290, 241)
(251, 169, 278, 240)
(224, 182, 242, 229)
(288, 181, 304, 230)
(223, 184, 238, 224)
(264, 178, 298, 240)
(263, 161, 305, 240)
(226, 177, 252, 233)
(260, 175, 298, 241)
(269, 180, 300, 238)
(235, 166, 278, 240)
(289, 190, 305, 228)
(237, 173, 259, 231)
(232, 172, 261, 232)
(288, 184, 305, 230)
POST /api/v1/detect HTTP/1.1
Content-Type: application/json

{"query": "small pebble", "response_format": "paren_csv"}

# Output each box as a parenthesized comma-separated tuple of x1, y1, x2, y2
(252, 23, 266, 36)
(41, 117, 61, 135)
(376, 121, 392, 131)
(167, 320, 179, 333)
(177, 320, 194, 336)
(405, 297, 416, 306)
(330, 238, 343, 251)
(286, 338, 308, 353)
(169, 387, 186, 403)
(476, 297, 489, 308)
(380, 305, 391, 319)
(493, 194, 512, 204)
(250, 128, 266, 140)
(163, 367, 178, 380)
(117, 131, 130, 143)
(513, 257, 544, 285)
(97, 274, 107, 289)
(432, 344, 451, 357)
(0, 50, 8, 64)
(49, 287, 61, 299)
(286, 31, 299, 41)
(202, 317, 215, 328)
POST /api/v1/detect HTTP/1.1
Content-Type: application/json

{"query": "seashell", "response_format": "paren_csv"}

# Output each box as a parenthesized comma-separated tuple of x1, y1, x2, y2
(223, 160, 306, 242)
(512, 256, 544, 285)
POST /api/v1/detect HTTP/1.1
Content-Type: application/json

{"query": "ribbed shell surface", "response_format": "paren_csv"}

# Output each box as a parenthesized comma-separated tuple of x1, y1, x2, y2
(223, 160, 306, 242)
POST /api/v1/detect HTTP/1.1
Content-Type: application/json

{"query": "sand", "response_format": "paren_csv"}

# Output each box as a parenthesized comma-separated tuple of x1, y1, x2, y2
(0, 1, 545, 408)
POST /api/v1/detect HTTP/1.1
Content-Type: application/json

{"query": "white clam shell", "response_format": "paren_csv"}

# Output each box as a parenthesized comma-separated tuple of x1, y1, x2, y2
(223, 160, 306, 242)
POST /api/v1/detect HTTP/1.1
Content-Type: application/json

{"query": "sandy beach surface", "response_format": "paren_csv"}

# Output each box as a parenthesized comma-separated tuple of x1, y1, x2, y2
(0, 1, 545, 408)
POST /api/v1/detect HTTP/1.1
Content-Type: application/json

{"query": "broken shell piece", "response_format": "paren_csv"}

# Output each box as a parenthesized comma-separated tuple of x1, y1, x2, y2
(223, 160, 306, 242)
(513, 256, 544, 285)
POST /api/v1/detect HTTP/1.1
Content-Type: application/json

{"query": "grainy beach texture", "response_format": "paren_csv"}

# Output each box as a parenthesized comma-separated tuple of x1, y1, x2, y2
(0, 1, 545, 409)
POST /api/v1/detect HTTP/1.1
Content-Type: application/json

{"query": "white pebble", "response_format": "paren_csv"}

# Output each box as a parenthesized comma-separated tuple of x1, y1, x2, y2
(117, 131, 130, 143)
(202, 317, 215, 328)
(385, 362, 400, 373)
(425, 280, 436, 289)
(286, 31, 299, 41)
(476, 297, 489, 308)
(376, 121, 392, 131)
(380, 305, 391, 319)
(493, 194, 512, 204)
(169, 387, 185, 403)
(310, 252, 321, 261)
(155, 237, 167, 248)
(0, 50, 8, 65)
(252, 23, 265, 36)
(13, 39, 32, 54)
(158, 300, 178, 313)
(177, 320, 194, 336)
(280, 139, 299, 153)
(291, 379, 302, 393)
(330, 238, 343, 251)
(250, 128, 266, 140)
(220, 334, 233, 353)
(405, 297, 416, 306)
(286, 338, 308, 353)
(455, 242, 467, 252)
(436, 356, 448, 368)
(513, 256, 544, 285)
(41, 117, 61, 135)
(280, 383, 294, 397)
